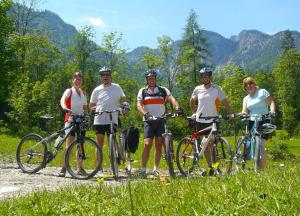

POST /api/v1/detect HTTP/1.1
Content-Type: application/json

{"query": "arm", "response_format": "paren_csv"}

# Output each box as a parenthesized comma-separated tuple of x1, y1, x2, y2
(241, 101, 249, 115)
(120, 96, 127, 104)
(166, 95, 179, 110)
(137, 100, 147, 116)
(89, 102, 96, 110)
(190, 97, 197, 114)
(266, 95, 276, 113)
(222, 99, 234, 114)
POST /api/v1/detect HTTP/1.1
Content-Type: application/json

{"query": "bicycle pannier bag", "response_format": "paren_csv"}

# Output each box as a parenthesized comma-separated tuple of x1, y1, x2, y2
(126, 127, 140, 153)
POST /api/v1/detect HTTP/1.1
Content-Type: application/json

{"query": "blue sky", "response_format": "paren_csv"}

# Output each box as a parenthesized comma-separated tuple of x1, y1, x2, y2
(40, 0, 300, 50)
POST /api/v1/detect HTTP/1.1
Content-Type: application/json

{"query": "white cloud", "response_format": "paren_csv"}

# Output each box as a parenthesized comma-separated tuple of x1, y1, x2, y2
(79, 17, 106, 28)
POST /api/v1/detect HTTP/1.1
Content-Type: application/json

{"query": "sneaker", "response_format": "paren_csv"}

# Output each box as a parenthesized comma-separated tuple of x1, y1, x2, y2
(95, 170, 104, 178)
(208, 167, 221, 176)
(76, 168, 87, 176)
(153, 170, 159, 177)
(58, 167, 66, 177)
(140, 170, 147, 178)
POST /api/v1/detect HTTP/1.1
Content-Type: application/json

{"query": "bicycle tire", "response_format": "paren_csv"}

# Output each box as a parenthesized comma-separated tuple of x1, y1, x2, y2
(233, 136, 247, 172)
(16, 133, 47, 173)
(253, 135, 260, 172)
(165, 136, 175, 178)
(212, 136, 233, 174)
(176, 137, 197, 176)
(65, 136, 102, 180)
(109, 134, 119, 180)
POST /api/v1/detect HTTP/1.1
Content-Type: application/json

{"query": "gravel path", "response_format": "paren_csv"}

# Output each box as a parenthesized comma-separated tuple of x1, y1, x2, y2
(0, 161, 130, 201)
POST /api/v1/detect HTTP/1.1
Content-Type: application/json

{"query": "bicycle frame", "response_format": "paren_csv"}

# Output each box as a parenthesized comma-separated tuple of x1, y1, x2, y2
(186, 117, 218, 161)
(95, 110, 121, 179)
(237, 113, 271, 172)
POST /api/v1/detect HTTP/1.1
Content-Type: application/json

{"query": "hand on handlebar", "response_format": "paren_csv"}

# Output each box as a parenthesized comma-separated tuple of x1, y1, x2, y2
(64, 108, 72, 113)
(144, 113, 155, 121)
(175, 107, 184, 116)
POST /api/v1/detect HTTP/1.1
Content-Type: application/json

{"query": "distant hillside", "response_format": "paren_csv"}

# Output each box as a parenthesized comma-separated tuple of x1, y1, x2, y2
(29, 10, 78, 49)
(15, 6, 300, 72)
(126, 30, 300, 72)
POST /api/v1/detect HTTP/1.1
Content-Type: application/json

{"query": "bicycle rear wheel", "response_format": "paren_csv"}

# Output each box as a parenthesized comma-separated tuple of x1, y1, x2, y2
(65, 136, 101, 180)
(233, 136, 247, 172)
(165, 136, 175, 178)
(109, 134, 119, 180)
(16, 134, 47, 173)
(212, 136, 233, 174)
(176, 137, 200, 177)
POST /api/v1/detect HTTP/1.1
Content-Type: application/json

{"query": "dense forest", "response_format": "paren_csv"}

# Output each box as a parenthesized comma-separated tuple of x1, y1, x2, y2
(1, 0, 300, 137)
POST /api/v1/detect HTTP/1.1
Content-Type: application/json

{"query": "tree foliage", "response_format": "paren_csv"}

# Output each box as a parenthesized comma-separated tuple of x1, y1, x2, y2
(272, 49, 300, 135)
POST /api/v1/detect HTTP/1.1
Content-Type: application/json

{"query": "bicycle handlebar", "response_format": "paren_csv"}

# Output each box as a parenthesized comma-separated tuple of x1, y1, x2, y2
(94, 109, 121, 116)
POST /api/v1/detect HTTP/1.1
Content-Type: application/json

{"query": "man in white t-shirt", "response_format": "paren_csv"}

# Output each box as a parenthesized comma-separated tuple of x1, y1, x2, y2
(89, 66, 129, 175)
(59, 71, 88, 177)
(190, 67, 233, 175)
(137, 69, 183, 177)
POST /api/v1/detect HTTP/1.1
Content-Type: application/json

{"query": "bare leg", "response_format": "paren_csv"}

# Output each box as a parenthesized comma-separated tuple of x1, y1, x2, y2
(142, 138, 153, 169)
(96, 133, 105, 170)
(258, 140, 267, 169)
(154, 137, 163, 169)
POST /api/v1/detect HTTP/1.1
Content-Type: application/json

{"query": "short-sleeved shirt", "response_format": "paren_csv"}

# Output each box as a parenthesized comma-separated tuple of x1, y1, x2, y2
(137, 86, 171, 119)
(191, 84, 226, 123)
(90, 83, 125, 125)
(243, 89, 270, 116)
(61, 87, 87, 122)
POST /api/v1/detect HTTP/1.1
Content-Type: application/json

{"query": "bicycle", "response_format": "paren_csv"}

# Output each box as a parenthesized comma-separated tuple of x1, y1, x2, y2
(95, 109, 130, 180)
(16, 113, 102, 180)
(146, 113, 179, 178)
(234, 113, 276, 172)
(176, 115, 233, 177)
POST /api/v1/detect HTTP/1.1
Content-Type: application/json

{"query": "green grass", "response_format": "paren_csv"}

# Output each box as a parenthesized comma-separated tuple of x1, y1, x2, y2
(1, 128, 300, 215)
(0, 161, 299, 215)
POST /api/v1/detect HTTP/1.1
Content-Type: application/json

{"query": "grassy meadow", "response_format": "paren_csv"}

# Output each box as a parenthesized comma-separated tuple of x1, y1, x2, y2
(0, 127, 300, 215)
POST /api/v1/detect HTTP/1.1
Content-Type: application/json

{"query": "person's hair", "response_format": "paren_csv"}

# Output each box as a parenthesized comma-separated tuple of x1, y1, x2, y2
(243, 77, 257, 91)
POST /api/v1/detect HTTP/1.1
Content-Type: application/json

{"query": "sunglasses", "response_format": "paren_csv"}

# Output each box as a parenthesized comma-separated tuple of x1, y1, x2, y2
(100, 73, 111, 76)
(244, 83, 254, 88)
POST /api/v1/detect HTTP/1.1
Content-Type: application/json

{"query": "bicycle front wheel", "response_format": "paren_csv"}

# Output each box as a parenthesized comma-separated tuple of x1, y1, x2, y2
(165, 136, 175, 178)
(212, 136, 233, 174)
(65, 136, 102, 180)
(109, 134, 119, 180)
(253, 136, 261, 172)
(16, 133, 47, 173)
(176, 137, 198, 177)
(233, 136, 247, 172)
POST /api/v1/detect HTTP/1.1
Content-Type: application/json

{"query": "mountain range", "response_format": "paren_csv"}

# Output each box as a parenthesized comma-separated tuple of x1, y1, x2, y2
(27, 9, 300, 72)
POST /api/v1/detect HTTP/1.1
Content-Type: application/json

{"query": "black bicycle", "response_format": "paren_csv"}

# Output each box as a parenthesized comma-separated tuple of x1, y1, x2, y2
(95, 110, 124, 180)
(16, 113, 102, 180)
(146, 113, 179, 177)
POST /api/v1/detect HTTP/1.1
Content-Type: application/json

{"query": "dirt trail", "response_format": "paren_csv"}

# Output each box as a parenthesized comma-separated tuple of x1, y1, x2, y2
(0, 162, 125, 200)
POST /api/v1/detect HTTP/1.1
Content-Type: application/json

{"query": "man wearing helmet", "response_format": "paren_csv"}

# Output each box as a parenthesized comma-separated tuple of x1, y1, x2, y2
(58, 71, 88, 177)
(137, 69, 183, 177)
(89, 66, 129, 176)
(190, 67, 233, 175)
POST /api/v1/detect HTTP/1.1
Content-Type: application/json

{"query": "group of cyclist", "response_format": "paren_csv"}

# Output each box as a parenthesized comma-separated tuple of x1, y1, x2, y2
(57, 65, 276, 178)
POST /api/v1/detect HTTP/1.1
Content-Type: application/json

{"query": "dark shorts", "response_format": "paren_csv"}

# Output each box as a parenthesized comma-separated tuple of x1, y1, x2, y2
(143, 120, 165, 139)
(196, 122, 213, 136)
(94, 124, 117, 135)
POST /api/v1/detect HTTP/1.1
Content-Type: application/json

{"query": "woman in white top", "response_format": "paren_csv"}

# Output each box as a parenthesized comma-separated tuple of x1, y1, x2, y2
(241, 77, 276, 169)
